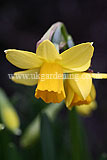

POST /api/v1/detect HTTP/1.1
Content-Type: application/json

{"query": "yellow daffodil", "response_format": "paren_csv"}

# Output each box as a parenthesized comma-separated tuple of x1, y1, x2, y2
(0, 88, 21, 135)
(5, 40, 94, 103)
(64, 72, 107, 110)
(1, 106, 21, 135)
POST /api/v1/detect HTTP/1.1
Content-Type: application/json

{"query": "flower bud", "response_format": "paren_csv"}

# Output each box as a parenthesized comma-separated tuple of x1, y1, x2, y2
(0, 88, 21, 135)
(36, 22, 63, 48)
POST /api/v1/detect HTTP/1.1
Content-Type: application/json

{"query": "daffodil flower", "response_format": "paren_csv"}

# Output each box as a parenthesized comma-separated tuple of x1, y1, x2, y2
(1, 106, 21, 135)
(64, 72, 107, 110)
(5, 40, 93, 103)
(0, 88, 21, 135)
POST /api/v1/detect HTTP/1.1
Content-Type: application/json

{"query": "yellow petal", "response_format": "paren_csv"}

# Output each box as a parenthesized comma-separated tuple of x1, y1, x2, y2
(12, 68, 39, 86)
(35, 63, 65, 103)
(76, 100, 97, 116)
(68, 73, 92, 99)
(60, 42, 94, 72)
(5, 49, 43, 69)
(62, 68, 75, 73)
(64, 79, 74, 108)
(69, 94, 92, 109)
(63, 60, 91, 73)
(36, 40, 61, 62)
(69, 60, 91, 72)
(90, 83, 96, 100)
(90, 73, 107, 79)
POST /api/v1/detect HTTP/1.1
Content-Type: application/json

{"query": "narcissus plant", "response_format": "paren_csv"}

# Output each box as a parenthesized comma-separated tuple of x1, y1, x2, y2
(5, 40, 94, 103)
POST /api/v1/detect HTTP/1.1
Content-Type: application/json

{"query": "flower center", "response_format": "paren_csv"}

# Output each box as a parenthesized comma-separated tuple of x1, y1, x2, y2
(35, 62, 65, 103)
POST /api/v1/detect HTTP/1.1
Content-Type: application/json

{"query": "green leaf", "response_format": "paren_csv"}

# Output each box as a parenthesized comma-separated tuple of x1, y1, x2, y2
(0, 129, 11, 160)
(21, 102, 63, 148)
(40, 113, 56, 160)
(69, 108, 92, 160)
(20, 115, 40, 147)
(6, 143, 22, 160)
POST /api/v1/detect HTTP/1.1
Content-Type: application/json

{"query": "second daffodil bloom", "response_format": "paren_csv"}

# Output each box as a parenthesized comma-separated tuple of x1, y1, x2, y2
(5, 40, 94, 103)
(64, 72, 107, 110)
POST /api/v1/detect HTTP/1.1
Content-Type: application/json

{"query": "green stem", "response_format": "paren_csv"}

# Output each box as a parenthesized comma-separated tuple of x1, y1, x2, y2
(69, 108, 93, 160)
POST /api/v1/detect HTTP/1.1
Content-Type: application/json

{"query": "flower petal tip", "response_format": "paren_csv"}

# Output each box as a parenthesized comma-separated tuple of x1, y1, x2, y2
(4, 49, 14, 54)
(0, 123, 5, 130)
(4, 50, 8, 53)
(13, 128, 22, 136)
(90, 42, 94, 46)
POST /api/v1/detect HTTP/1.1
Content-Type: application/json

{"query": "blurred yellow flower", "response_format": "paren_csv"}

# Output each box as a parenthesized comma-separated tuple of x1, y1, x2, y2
(0, 88, 21, 135)
(1, 106, 21, 135)
(64, 73, 107, 110)
(5, 40, 93, 103)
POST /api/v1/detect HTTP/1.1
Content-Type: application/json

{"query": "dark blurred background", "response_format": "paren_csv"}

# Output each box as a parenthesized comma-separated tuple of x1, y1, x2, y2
(0, 0, 107, 159)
